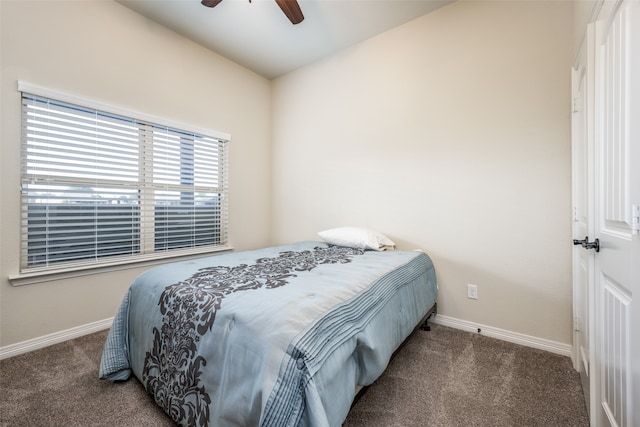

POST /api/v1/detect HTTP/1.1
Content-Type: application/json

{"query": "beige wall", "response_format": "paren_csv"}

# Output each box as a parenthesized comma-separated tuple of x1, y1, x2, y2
(1, 0, 578, 350)
(272, 1, 574, 343)
(0, 0, 272, 346)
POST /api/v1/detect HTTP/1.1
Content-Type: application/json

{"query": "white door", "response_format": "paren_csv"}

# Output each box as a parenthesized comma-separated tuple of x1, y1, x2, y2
(591, 0, 640, 426)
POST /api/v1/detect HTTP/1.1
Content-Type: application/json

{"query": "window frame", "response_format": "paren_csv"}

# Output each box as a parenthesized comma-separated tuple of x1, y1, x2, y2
(10, 82, 232, 286)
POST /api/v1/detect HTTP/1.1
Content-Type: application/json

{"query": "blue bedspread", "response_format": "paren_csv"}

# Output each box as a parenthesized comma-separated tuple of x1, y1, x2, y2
(100, 242, 437, 426)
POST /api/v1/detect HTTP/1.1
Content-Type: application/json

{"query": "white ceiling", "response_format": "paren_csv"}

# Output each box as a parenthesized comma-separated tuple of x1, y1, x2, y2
(116, 0, 454, 79)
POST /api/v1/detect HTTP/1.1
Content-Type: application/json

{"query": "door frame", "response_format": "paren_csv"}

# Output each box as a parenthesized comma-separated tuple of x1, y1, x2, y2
(571, 20, 597, 421)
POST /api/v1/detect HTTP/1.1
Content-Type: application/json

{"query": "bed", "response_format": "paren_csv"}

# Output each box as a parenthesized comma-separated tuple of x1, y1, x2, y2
(100, 240, 437, 426)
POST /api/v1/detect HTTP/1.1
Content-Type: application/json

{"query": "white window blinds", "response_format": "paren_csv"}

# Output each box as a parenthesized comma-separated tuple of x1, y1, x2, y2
(20, 90, 229, 272)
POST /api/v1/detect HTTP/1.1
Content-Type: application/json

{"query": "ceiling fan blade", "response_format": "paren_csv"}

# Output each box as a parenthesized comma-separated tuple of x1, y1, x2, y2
(274, 0, 304, 25)
(201, 0, 223, 8)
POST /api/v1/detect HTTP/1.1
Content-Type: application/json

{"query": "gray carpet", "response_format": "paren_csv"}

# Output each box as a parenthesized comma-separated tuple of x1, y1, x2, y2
(345, 325, 589, 426)
(0, 324, 588, 426)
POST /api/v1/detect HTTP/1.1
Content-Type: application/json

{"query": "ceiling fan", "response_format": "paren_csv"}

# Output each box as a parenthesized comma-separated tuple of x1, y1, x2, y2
(201, 0, 304, 25)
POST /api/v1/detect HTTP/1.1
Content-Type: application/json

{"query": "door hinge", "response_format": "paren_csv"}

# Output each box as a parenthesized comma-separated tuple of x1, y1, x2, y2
(632, 205, 640, 235)
(574, 315, 580, 332)
(572, 97, 579, 113)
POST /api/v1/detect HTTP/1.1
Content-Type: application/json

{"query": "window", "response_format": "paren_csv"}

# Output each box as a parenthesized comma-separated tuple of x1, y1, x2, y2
(19, 85, 229, 274)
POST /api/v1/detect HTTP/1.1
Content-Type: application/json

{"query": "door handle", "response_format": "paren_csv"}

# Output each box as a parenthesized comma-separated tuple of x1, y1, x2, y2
(573, 236, 600, 252)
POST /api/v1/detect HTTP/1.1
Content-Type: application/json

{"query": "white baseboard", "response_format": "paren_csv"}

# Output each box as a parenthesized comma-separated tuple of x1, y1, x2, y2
(431, 314, 572, 358)
(0, 317, 113, 360)
(0, 314, 572, 361)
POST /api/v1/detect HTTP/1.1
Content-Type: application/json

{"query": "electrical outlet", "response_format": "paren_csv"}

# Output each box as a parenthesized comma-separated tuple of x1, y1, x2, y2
(467, 284, 478, 300)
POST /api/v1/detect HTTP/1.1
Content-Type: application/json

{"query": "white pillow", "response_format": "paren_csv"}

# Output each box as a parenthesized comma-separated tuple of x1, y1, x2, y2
(318, 227, 396, 251)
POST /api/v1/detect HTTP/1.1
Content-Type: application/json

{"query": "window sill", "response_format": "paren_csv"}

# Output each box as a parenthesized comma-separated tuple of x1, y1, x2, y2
(9, 246, 234, 286)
